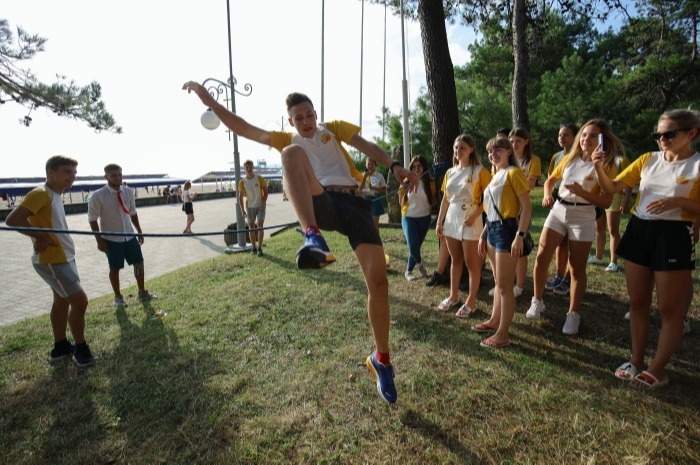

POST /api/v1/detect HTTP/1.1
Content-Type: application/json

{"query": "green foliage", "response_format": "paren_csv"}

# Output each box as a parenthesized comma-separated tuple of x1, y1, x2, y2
(402, 0, 699, 168)
(0, 19, 122, 133)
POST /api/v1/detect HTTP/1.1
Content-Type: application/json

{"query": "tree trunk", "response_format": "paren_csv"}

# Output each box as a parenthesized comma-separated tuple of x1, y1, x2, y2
(511, 0, 530, 130)
(417, 0, 460, 210)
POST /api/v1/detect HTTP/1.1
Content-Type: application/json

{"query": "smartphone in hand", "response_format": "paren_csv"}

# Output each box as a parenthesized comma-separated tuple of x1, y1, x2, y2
(598, 134, 604, 152)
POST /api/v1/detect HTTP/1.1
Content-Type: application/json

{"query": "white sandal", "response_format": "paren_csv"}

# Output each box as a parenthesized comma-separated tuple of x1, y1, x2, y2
(614, 362, 640, 381)
(455, 304, 476, 318)
(438, 298, 459, 311)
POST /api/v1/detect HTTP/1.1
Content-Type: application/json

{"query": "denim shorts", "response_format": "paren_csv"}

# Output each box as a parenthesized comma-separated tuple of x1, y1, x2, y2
(364, 195, 386, 216)
(486, 218, 518, 253)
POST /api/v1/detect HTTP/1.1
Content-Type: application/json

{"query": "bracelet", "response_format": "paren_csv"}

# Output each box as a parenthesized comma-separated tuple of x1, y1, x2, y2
(389, 161, 402, 173)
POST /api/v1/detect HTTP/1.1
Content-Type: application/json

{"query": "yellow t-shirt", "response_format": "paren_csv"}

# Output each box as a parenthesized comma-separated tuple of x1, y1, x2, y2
(19, 186, 75, 264)
(484, 166, 530, 222)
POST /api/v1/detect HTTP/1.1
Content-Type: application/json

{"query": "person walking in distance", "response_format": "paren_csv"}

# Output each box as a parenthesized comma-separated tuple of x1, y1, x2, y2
(238, 160, 269, 255)
(182, 180, 196, 234)
(88, 163, 157, 308)
(5, 155, 96, 367)
(183, 81, 419, 403)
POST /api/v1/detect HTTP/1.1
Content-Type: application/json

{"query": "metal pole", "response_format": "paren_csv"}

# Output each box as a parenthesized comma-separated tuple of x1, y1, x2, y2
(382, 1, 387, 141)
(400, 0, 410, 168)
(359, 0, 364, 131)
(320, 0, 325, 122)
(226, 0, 247, 249)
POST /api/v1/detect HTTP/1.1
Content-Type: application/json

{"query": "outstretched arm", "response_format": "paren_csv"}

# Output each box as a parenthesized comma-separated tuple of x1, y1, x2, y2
(348, 134, 419, 192)
(182, 81, 271, 146)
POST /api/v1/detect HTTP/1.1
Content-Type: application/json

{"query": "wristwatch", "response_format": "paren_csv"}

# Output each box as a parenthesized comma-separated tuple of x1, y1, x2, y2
(517, 231, 526, 237)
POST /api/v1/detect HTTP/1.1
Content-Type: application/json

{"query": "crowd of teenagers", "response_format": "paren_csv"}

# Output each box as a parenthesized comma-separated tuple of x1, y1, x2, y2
(6, 85, 699, 403)
(399, 110, 700, 391)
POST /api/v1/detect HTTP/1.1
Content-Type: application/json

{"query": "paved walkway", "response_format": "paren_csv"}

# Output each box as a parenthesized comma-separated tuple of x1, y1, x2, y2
(0, 194, 299, 327)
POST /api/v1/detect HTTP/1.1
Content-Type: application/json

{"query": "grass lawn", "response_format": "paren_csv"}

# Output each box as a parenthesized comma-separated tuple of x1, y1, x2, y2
(1, 188, 699, 464)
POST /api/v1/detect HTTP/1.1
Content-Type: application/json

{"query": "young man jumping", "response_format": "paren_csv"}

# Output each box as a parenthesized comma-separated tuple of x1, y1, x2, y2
(183, 81, 418, 403)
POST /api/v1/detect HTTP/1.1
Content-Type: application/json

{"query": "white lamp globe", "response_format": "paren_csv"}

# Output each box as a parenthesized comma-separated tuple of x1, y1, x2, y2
(200, 108, 221, 130)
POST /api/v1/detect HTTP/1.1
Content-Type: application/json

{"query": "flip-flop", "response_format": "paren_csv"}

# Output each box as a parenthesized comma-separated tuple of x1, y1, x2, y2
(471, 322, 497, 333)
(438, 298, 460, 311)
(614, 362, 640, 381)
(455, 304, 477, 318)
(631, 370, 669, 390)
(480, 336, 510, 349)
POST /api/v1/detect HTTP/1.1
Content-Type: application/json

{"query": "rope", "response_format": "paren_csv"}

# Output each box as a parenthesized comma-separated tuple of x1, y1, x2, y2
(1, 170, 435, 238)
(0, 220, 299, 238)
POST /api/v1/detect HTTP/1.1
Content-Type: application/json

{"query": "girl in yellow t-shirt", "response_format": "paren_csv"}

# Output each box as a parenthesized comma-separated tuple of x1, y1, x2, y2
(595, 109, 700, 390)
(474, 137, 532, 348)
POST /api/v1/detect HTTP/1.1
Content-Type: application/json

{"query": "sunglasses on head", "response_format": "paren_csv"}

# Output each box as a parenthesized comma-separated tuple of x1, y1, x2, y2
(651, 128, 690, 141)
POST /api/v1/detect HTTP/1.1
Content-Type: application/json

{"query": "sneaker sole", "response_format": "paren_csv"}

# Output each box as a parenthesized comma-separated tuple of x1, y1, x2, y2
(365, 356, 397, 404)
(72, 355, 96, 368)
(296, 248, 336, 269)
(48, 353, 73, 363)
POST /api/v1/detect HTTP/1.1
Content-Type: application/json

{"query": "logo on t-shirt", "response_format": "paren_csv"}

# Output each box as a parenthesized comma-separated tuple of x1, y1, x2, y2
(677, 176, 690, 185)
(321, 134, 332, 144)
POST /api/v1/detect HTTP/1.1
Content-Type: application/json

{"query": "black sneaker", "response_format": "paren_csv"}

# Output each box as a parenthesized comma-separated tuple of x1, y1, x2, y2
(426, 271, 448, 287)
(257, 248, 264, 256)
(48, 339, 75, 363)
(251, 247, 258, 255)
(72, 343, 96, 368)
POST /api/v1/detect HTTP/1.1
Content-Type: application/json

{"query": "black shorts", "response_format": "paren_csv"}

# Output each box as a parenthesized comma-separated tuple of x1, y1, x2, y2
(312, 191, 382, 250)
(617, 215, 695, 271)
(183, 202, 194, 214)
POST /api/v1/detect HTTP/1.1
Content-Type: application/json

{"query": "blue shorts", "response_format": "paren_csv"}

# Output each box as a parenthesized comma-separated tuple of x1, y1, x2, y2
(364, 195, 386, 217)
(105, 237, 144, 270)
(486, 218, 518, 253)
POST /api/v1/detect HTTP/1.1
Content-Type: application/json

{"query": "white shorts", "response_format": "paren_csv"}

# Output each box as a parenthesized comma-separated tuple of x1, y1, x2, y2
(543, 201, 596, 242)
(443, 203, 483, 241)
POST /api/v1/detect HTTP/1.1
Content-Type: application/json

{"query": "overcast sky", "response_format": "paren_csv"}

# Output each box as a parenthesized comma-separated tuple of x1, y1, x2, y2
(2, 0, 473, 179)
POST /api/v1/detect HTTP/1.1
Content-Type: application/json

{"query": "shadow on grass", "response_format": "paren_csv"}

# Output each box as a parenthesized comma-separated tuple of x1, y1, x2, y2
(401, 409, 480, 462)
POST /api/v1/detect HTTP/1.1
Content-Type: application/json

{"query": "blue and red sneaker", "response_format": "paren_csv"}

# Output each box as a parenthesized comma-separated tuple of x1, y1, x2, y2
(366, 352, 397, 404)
(296, 228, 336, 269)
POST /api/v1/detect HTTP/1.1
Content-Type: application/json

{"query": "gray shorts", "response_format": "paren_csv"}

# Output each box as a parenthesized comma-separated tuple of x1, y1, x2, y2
(33, 260, 84, 298)
(246, 206, 266, 224)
